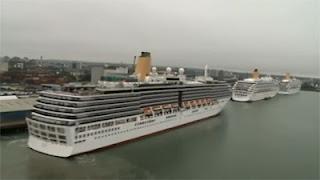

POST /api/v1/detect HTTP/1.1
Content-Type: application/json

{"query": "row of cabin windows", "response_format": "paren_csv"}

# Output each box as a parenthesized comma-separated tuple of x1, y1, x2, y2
(93, 127, 139, 139)
(39, 98, 138, 108)
(166, 114, 177, 119)
(135, 119, 156, 126)
(35, 104, 71, 113)
(41, 94, 79, 101)
(29, 128, 66, 140)
(93, 121, 163, 140)
(38, 99, 78, 107)
(75, 117, 137, 133)
(134, 116, 176, 129)
(31, 115, 74, 126)
(29, 128, 67, 144)
(38, 103, 140, 114)
(34, 110, 78, 119)
(28, 121, 65, 134)
(234, 93, 248, 97)
(254, 88, 278, 93)
(142, 104, 205, 120)
(37, 107, 140, 119)
(145, 108, 178, 118)
(75, 140, 86, 144)
(183, 100, 214, 107)
(75, 127, 120, 139)
(93, 116, 179, 140)
(255, 83, 277, 86)
(102, 121, 114, 127)
(42, 93, 137, 101)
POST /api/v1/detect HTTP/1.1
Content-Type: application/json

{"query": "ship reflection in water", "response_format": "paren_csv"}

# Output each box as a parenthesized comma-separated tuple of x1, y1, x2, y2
(1, 91, 318, 179)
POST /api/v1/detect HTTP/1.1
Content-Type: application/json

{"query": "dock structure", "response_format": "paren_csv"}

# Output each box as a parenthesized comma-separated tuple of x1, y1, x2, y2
(0, 97, 37, 129)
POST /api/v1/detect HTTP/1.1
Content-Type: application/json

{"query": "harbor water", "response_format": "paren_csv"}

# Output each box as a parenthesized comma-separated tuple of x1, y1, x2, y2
(1, 91, 319, 179)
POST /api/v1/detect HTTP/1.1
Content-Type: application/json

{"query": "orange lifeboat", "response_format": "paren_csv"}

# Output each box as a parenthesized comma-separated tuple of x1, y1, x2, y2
(143, 107, 152, 115)
(163, 104, 172, 109)
(192, 100, 196, 107)
(172, 103, 178, 108)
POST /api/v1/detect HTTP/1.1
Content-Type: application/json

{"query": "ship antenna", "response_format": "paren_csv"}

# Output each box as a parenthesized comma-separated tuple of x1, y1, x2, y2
(204, 65, 208, 78)
(132, 56, 136, 75)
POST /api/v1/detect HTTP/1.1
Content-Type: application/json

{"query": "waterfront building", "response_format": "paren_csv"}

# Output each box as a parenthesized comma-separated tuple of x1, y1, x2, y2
(91, 67, 104, 84)
(0, 96, 37, 129)
(0, 62, 9, 73)
(102, 64, 129, 82)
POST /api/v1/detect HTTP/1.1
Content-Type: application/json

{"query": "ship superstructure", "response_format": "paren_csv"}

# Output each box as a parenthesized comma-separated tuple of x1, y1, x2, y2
(232, 69, 279, 102)
(278, 73, 301, 94)
(26, 52, 231, 157)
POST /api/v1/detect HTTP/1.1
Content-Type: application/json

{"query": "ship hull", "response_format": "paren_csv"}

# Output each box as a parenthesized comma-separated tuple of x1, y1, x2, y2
(232, 90, 278, 102)
(28, 97, 230, 157)
(278, 88, 300, 95)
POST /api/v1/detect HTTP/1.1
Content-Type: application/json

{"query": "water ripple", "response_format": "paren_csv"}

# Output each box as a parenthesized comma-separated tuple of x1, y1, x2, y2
(6, 138, 28, 148)
(74, 154, 97, 165)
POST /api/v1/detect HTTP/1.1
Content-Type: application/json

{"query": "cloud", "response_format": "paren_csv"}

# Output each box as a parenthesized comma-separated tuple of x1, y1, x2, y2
(1, 0, 319, 77)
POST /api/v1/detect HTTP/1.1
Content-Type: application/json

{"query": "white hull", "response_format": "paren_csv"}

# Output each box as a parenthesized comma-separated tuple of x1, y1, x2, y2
(278, 88, 300, 95)
(232, 90, 278, 102)
(28, 98, 230, 157)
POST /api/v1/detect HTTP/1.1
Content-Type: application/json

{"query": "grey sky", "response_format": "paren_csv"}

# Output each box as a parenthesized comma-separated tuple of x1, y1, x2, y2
(1, 0, 319, 77)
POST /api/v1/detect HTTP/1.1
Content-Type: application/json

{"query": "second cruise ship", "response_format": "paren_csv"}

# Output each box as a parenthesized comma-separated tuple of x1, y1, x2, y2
(232, 69, 279, 102)
(278, 73, 301, 94)
(26, 52, 232, 157)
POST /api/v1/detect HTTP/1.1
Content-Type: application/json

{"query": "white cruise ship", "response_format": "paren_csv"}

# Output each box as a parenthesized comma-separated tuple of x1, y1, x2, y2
(278, 73, 301, 94)
(232, 69, 279, 102)
(26, 52, 231, 157)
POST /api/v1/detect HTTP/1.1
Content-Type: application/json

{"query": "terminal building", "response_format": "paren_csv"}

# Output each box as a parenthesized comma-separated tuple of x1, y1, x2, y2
(0, 96, 37, 129)
(91, 64, 129, 83)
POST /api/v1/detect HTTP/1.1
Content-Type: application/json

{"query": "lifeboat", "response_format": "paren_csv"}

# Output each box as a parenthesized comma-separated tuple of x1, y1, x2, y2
(172, 103, 178, 108)
(163, 104, 172, 109)
(152, 106, 162, 111)
(197, 99, 202, 107)
(191, 100, 197, 107)
(143, 107, 152, 115)
(183, 101, 191, 109)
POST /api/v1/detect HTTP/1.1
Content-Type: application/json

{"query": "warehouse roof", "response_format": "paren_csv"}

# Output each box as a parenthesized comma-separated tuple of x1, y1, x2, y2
(0, 98, 37, 112)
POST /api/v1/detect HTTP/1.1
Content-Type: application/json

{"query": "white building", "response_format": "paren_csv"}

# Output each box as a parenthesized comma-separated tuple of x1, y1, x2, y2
(91, 66, 104, 84)
(0, 62, 9, 73)
(103, 65, 128, 76)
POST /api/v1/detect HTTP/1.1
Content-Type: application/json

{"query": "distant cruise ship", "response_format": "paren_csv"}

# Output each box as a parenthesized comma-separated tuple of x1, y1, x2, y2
(232, 69, 279, 102)
(278, 73, 301, 95)
(26, 52, 232, 157)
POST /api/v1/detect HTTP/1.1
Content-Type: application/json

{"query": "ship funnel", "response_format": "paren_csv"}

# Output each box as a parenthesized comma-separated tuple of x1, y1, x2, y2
(284, 72, 291, 79)
(252, 68, 260, 79)
(166, 67, 172, 74)
(135, 52, 151, 81)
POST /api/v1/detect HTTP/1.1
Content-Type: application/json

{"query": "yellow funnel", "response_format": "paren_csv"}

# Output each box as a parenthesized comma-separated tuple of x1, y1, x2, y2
(284, 72, 291, 79)
(252, 68, 260, 79)
(135, 52, 151, 81)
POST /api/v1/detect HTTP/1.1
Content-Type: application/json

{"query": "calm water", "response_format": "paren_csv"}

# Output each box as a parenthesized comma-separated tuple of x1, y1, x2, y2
(1, 91, 319, 179)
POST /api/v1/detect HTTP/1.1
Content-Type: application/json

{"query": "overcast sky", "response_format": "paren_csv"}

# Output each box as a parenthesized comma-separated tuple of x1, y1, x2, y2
(1, 0, 319, 77)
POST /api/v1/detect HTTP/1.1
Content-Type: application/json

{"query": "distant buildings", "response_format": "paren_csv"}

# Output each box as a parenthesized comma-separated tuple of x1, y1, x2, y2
(215, 70, 238, 85)
(0, 56, 74, 85)
(0, 62, 8, 73)
(72, 62, 82, 70)
(104, 64, 128, 75)
(102, 64, 129, 81)
(1, 56, 319, 92)
(90, 64, 130, 83)
(91, 66, 104, 84)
